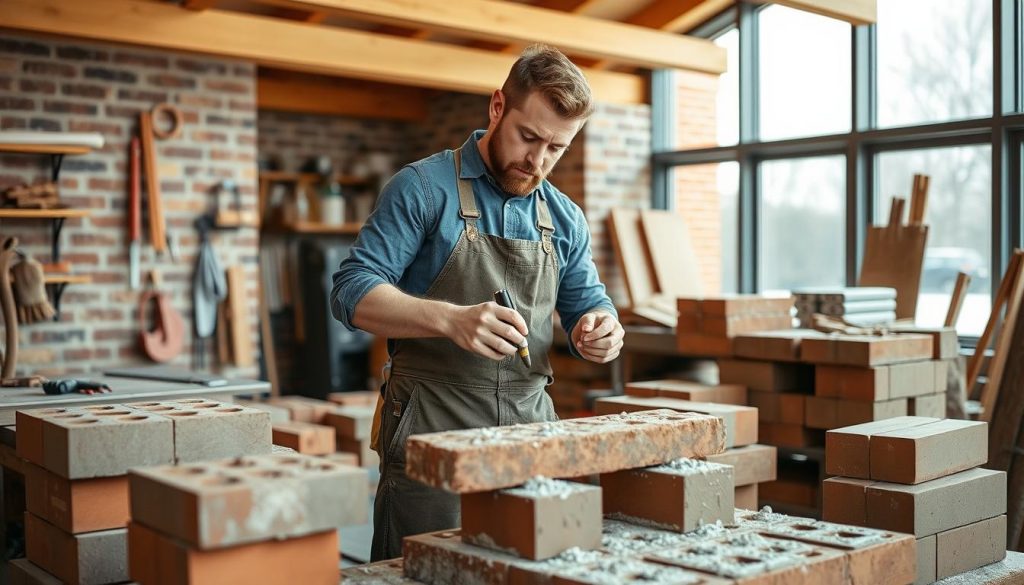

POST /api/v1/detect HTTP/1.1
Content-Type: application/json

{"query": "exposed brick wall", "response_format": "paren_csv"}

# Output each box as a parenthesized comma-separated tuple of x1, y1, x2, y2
(582, 103, 652, 306)
(0, 33, 260, 378)
(673, 69, 723, 294)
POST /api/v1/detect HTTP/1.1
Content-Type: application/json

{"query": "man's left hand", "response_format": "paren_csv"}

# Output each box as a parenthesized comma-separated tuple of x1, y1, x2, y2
(572, 311, 624, 363)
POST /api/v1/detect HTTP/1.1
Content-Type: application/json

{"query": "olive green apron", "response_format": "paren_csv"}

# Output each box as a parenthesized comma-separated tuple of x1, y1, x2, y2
(370, 148, 559, 560)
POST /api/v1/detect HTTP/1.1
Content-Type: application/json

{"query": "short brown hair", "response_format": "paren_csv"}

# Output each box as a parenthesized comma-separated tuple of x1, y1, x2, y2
(502, 44, 594, 120)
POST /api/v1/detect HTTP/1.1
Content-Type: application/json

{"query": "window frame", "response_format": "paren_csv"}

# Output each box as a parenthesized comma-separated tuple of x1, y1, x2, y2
(652, 0, 1024, 343)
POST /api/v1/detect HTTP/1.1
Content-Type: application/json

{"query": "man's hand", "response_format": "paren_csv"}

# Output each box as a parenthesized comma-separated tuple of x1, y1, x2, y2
(445, 302, 528, 361)
(572, 311, 624, 363)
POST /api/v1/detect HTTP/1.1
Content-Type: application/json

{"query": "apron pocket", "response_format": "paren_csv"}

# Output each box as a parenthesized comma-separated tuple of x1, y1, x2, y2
(385, 385, 421, 466)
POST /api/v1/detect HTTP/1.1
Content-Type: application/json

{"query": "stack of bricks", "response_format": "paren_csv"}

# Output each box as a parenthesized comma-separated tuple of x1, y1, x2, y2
(127, 452, 368, 584)
(724, 327, 954, 514)
(823, 416, 1006, 584)
(11, 399, 270, 584)
(324, 405, 377, 467)
(594, 379, 775, 509)
(803, 330, 952, 428)
(676, 295, 795, 356)
(398, 409, 916, 585)
(546, 350, 612, 418)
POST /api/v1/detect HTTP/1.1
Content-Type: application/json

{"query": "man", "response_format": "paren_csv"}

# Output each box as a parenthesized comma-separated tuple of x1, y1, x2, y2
(331, 44, 624, 560)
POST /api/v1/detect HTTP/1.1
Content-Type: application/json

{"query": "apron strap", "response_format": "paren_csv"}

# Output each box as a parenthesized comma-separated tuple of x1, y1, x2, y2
(453, 148, 481, 241)
(536, 196, 555, 254)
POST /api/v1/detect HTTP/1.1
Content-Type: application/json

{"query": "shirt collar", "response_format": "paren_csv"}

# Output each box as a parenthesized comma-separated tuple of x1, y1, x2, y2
(457, 130, 489, 180)
(457, 130, 544, 199)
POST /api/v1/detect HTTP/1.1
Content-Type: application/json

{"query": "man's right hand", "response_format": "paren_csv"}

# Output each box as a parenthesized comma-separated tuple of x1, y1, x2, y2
(444, 302, 528, 360)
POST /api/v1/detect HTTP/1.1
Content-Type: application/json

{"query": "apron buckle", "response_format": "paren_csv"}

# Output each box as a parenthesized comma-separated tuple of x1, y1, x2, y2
(466, 225, 479, 242)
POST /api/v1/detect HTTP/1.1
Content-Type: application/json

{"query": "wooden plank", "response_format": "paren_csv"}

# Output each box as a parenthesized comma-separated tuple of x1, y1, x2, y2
(226, 266, 255, 367)
(944, 272, 971, 328)
(0, 144, 92, 155)
(756, 0, 876, 26)
(623, 0, 733, 33)
(607, 208, 657, 308)
(252, 0, 726, 73)
(639, 210, 703, 299)
(258, 74, 428, 122)
(0, 0, 647, 105)
(0, 209, 90, 219)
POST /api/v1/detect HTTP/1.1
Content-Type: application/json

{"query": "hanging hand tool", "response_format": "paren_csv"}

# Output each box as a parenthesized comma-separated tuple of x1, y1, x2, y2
(11, 250, 54, 324)
(138, 111, 166, 254)
(128, 136, 142, 289)
(139, 271, 185, 363)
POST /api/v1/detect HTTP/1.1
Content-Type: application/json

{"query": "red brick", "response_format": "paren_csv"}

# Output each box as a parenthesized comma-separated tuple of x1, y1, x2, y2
(733, 329, 829, 362)
(865, 468, 1006, 537)
(323, 405, 374, 440)
(18, 79, 56, 94)
(266, 396, 336, 423)
(271, 421, 335, 455)
(825, 416, 940, 478)
(717, 358, 814, 393)
(801, 334, 933, 366)
(601, 459, 734, 532)
(24, 462, 129, 533)
(889, 325, 959, 359)
(462, 478, 601, 560)
(337, 435, 379, 468)
(625, 380, 747, 405)
(129, 452, 367, 549)
(816, 365, 889, 401)
(594, 396, 756, 448)
(869, 418, 987, 484)
(735, 484, 758, 510)
(128, 522, 337, 585)
(822, 477, 874, 526)
(406, 410, 725, 493)
(25, 512, 127, 584)
(748, 390, 805, 424)
(759, 422, 825, 448)
(805, 396, 907, 430)
(935, 515, 1006, 579)
(702, 444, 777, 486)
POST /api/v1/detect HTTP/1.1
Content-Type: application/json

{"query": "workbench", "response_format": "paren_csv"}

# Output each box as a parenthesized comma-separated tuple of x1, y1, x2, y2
(0, 374, 270, 577)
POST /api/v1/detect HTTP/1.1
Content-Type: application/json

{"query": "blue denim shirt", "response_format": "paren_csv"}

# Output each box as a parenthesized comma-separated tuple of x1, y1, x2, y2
(330, 130, 615, 347)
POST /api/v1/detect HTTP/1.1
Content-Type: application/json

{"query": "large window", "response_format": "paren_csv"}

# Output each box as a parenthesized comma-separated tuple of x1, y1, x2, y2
(876, 0, 993, 127)
(758, 6, 851, 140)
(760, 156, 846, 292)
(654, 0, 1024, 341)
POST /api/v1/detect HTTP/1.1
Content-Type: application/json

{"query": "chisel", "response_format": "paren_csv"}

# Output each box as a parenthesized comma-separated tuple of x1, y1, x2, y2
(493, 289, 531, 368)
(128, 136, 141, 290)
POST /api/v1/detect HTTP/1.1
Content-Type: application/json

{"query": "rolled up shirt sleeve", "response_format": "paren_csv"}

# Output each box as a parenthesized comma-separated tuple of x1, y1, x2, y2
(556, 204, 617, 356)
(330, 166, 433, 331)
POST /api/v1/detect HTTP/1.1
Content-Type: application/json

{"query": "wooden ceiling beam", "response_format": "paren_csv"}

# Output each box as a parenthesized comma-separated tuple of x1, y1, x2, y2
(250, 0, 725, 73)
(258, 72, 428, 121)
(0, 0, 647, 104)
(757, 0, 876, 26)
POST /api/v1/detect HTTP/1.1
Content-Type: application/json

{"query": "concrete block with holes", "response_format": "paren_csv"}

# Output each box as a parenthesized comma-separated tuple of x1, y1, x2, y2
(127, 399, 271, 463)
(129, 452, 368, 549)
(16, 405, 174, 479)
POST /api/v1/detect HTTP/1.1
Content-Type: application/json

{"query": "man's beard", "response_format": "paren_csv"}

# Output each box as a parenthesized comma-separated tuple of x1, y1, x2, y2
(488, 118, 546, 196)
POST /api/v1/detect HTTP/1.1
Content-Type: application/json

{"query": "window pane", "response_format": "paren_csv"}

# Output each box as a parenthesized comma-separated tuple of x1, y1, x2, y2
(760, 156, 846, 292)
(758, 5, 851, 141)
(673, 29, 739, 148)
(877, 0, 993, 127)
(671, 162, 739, 293)
(875, 146, 992, 336)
